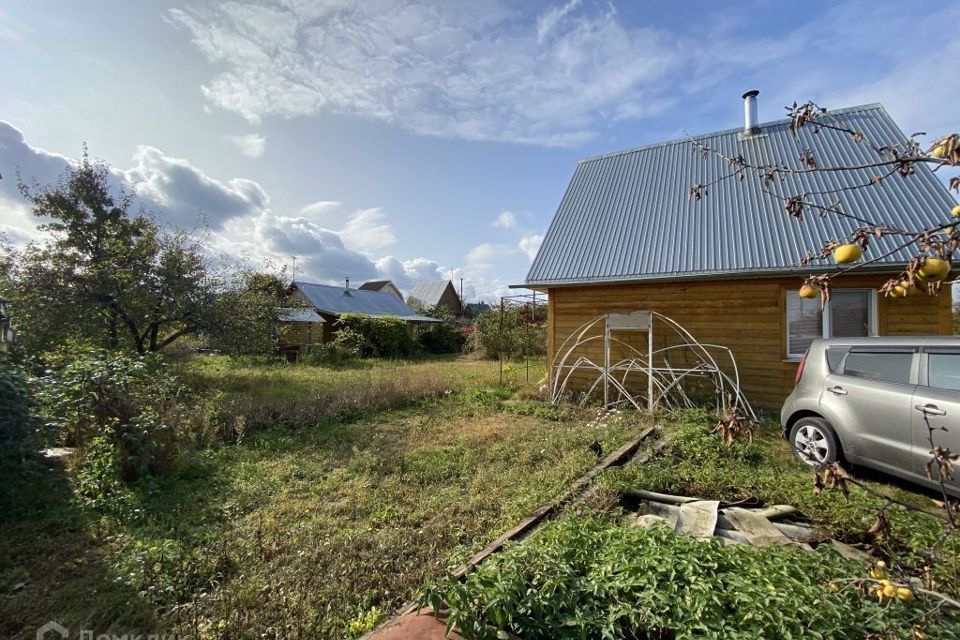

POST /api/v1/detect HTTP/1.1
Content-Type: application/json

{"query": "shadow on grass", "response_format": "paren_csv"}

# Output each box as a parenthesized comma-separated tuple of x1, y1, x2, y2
(0, 455, 160, 638)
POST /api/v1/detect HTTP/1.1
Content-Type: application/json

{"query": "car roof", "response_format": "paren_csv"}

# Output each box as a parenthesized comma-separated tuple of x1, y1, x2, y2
(817, 336, 960, 348)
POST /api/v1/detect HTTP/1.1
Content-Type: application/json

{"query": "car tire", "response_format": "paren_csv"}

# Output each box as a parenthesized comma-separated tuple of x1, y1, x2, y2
(788, 417, 840, 466)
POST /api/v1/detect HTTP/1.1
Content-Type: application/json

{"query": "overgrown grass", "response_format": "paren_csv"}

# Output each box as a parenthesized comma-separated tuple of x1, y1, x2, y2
(0, 356, 646, 639)
(423, 510, 960, 639)
(600, 409, 957, 595)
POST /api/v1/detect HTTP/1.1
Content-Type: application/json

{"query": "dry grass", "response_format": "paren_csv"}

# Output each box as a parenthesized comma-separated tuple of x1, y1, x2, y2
(0, 356, 647, 639)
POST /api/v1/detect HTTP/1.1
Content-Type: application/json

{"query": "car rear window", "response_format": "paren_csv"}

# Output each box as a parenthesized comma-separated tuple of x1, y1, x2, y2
(928, 353, 960, 392)
(842, 351, 913, 385)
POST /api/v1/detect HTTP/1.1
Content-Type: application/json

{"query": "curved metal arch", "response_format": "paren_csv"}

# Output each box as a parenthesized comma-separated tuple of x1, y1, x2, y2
(548, 311, 756, 420)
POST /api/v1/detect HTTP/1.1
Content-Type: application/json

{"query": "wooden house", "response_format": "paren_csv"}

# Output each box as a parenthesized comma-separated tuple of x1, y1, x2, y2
(290, 280, 438, 344)
(521, 98, 956, 409)
(407, 281, 462, 317)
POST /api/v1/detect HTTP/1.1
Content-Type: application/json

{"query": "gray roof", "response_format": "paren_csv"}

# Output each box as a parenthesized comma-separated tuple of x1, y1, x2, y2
(358, 280, 394, 291)
(408, 281, 457, 307)
(277, 308, 325, 323)
(293, 281, 439, 322)
(525, 103, 958, 287)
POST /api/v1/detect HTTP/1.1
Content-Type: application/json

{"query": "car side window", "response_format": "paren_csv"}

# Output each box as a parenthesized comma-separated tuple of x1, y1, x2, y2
(825, 347, 848, 372)
(841, 351, 913, 385)
(928, 353, 960, 392)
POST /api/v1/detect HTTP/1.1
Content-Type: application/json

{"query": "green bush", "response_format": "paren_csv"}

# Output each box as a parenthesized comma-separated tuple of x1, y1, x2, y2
(302, 341, 360, 366)
(470, 308, 545, 359)
(422, 512, 960, 639)
(334, 314, 416, 358)
(418, 322, 466, 354)
(36, 347, 181, 485)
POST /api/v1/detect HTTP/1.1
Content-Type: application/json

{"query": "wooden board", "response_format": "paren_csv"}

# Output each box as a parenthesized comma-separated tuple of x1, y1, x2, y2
(675, 500, 720, 539)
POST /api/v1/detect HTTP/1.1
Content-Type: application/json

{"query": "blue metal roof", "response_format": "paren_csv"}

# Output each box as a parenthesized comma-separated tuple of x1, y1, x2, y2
(293, 281, 439, 322)
(277, 308, 325, 323)
(525, 104, 958, 287)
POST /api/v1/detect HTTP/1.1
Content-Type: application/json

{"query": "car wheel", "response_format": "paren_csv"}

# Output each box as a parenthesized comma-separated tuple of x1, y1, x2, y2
(789, 417, 840, 466)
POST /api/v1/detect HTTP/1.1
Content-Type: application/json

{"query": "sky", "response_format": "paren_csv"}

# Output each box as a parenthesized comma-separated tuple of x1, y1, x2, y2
(1, 0, 957, 302)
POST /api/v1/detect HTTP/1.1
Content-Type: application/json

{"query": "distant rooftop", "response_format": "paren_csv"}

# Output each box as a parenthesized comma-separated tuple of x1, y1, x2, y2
(293, 281, 438, 322)
(277, 307, 326, 323)
(408, 281, 457, 308)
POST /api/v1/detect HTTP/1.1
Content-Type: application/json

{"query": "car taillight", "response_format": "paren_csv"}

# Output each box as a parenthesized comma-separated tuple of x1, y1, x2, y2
(795, 349, 808, 384)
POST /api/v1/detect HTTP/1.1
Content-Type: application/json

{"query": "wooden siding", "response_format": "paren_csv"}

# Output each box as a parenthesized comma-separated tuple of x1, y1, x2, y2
(547, 275, 952, 410)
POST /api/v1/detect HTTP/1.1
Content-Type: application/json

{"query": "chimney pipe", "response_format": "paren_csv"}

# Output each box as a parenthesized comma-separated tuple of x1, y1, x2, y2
(742, 90, 759, 135)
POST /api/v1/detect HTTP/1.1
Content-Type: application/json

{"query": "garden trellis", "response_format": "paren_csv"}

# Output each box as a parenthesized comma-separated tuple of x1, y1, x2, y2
(549, 310, 756, 421)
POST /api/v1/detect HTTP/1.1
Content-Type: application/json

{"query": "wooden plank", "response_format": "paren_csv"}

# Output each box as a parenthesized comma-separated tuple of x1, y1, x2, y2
(675, 500, 719, 539)
(722, 508, 792, 547)
(379, 426, 659, 626)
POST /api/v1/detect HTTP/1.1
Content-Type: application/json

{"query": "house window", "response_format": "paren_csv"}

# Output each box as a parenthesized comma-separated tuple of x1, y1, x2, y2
(785, 289, 877, 359)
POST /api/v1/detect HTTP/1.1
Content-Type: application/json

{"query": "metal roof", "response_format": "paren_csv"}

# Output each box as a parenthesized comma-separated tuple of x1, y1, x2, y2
(293, 281, 439, 322)
(525, 104, 958, 287)
(277, 308, 325, 323)
(408, 281, 457, 308)
(358, 280, 393, 291)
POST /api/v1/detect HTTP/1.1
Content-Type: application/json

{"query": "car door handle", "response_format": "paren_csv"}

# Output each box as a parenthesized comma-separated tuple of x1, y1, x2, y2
(827, 386, 847, 396)
(915, 404, 947, 416)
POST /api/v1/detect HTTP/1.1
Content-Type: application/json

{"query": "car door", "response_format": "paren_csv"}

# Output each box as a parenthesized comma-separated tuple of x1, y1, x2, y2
(818, 347, 917, 471)
(911, 348, 960, 494)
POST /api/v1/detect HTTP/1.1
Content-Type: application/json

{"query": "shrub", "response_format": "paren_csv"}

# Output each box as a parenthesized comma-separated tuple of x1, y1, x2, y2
(418, 321, 466, 354)
(422, 512, 960, 639)
(470, 308, 545, 360)
(36, 347, 181, 485)
(335, 314, 417, 358)
(302, 341, 360, 366)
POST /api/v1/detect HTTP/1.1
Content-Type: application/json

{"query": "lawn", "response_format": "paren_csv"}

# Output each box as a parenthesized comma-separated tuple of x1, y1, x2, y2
(0, 356, 647, 639)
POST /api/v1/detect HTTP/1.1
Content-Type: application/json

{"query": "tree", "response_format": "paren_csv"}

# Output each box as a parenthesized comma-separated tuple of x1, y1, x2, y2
(9, 153, 220, 354)
(203, 269, 288, 356)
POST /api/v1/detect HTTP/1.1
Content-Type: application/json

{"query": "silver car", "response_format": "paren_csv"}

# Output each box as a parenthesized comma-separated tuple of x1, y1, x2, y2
(781, 337, 960, 497)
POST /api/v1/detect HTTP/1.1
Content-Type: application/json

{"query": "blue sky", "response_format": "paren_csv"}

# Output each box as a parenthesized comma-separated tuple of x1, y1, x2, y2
(1, 0, 957, 301)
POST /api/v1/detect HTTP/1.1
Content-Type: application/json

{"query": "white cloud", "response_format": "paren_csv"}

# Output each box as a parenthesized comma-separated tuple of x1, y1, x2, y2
(340, 208, 397, 253)
(225, 133, 267, 158)
(492, 210, 517, 229)
(518, 233, 543, 261)
(0, 119, 464, 293)
(122, 145, 270, 228)
(166, 1, 960, 149)
(166, 0, 680, 146)
(536, 0, 580, 44)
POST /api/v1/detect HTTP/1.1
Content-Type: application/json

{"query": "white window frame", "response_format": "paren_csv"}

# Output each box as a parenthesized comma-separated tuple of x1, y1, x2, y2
(785, 288, 878, 360)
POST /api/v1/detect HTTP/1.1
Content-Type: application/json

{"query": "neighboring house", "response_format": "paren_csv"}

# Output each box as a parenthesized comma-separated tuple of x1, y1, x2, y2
(407, 281, 462, 317)
(291, 280, 438, 342)
(276, 307, 325, 360)
(358, 279, 404, 300)
(522, 98, 955, 409)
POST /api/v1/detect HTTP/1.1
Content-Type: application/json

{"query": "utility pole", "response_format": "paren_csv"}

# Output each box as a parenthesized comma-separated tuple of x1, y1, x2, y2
(459, 277, 464, 317)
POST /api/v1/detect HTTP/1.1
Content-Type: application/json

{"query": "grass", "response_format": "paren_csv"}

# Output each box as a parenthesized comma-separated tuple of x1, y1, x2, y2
(0, 356, 646, 639)
(600, 409, 958, 594)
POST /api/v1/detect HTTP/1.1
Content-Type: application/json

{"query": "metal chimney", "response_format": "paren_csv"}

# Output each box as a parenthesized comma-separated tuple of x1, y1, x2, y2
(742, 90, 760, 135)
